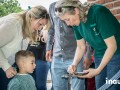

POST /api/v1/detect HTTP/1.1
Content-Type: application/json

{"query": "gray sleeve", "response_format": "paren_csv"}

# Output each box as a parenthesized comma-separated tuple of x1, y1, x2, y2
(46, 2, 55, 51)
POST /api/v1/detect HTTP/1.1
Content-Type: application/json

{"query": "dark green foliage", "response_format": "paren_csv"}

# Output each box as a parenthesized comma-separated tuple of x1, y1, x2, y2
(0, 0, 22, 17)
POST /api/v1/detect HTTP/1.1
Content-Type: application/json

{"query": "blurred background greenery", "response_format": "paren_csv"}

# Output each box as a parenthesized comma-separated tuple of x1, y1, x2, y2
(0, 0, 22, 17)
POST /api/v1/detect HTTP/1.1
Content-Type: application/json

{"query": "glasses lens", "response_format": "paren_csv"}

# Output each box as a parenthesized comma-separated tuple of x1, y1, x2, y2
(55, 6, 75, 13)
(58, 7, 62, 12)
(55, 7, 62, 12)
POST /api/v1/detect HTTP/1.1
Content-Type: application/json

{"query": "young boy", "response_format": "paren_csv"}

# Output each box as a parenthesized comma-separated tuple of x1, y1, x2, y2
(7, 50, 36, 90)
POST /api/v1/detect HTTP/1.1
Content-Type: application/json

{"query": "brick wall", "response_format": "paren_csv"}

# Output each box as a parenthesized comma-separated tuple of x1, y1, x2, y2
(87, 0, 120, 21)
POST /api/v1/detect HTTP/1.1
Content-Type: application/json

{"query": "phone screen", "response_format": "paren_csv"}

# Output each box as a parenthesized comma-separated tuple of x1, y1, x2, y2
(74, 72, 88, 76)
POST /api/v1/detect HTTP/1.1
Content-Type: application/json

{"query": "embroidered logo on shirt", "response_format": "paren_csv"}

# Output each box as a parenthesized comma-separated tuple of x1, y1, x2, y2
(90, 23, 100, 35)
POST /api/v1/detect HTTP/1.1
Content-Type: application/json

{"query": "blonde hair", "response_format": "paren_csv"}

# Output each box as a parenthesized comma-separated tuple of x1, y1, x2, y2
(19, 5, 49, 42)
(78, 2, 92, 22)
(55, 1, 91, 22)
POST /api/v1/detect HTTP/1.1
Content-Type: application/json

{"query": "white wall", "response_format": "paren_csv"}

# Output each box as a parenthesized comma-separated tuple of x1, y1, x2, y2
(18, 0, 87, 10)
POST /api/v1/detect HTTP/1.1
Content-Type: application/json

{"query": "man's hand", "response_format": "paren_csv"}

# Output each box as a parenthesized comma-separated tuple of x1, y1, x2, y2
(5, 67, 17, 78)
(46, 50, 52, 62)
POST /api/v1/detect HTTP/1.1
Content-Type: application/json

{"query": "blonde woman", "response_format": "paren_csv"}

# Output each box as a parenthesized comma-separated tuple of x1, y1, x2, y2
(55, 0, 120, 89)
(0, 5, 49, 90)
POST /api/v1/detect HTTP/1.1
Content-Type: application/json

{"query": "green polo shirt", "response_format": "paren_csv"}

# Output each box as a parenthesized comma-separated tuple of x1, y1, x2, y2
(73, 4, 120, 58)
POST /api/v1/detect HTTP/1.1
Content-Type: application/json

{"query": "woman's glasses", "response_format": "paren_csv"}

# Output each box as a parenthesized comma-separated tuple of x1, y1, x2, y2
(55, 6, 75, 13)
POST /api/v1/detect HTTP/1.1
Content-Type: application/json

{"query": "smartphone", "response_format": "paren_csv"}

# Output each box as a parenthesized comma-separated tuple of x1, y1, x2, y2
(74, 72, 88, 76)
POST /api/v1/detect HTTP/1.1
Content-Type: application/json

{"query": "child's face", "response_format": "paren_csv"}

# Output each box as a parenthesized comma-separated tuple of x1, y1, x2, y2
(23, 56, 36, 73)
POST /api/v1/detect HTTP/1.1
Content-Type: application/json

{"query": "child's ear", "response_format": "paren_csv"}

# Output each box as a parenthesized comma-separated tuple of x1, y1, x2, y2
(20, 60, 25, 68)
(23, 61, 27, 67)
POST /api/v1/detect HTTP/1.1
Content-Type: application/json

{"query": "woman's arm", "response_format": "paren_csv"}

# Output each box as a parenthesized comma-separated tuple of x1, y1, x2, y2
(0, 21, 16, 71)
(0, 19, 17, 78)
(0, 49, 11, 71)
(79, 36, 117, 78)
(97, 36, 117, 73)
(72, 38, 86, 66)
(68, 38, 86, 74)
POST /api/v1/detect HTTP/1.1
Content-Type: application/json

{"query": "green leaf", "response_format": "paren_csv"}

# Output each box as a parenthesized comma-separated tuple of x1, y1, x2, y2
(0, 0, 22, 17)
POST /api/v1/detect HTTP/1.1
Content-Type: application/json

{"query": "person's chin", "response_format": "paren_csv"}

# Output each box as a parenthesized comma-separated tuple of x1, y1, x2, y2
(73, 24, 78, 26)
(68, 25, 72, 26)
(68, 23, 74, 26)
(74, 23, 80, 26)
(29, 71, 33, 73)
(29, 70, 34, 73)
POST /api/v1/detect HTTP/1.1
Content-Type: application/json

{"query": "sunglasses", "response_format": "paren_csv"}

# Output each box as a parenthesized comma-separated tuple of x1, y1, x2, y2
(55, 6, 75, 13)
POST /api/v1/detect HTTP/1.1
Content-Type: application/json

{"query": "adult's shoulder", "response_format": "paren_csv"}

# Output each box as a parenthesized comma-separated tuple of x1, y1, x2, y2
(49, 2, 56, 10)
(0, 13, 23, 29)
(90, 4, 110, 14)
(49, 2, 58, 19)
(50, 2, 56, 7)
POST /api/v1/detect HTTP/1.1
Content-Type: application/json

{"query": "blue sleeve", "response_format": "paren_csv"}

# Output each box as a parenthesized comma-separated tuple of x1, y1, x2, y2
(46, 2, 55, 51)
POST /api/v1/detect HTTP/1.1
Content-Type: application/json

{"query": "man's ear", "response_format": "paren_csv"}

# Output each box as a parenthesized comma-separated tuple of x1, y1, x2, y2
(74, 8, 80, 15)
